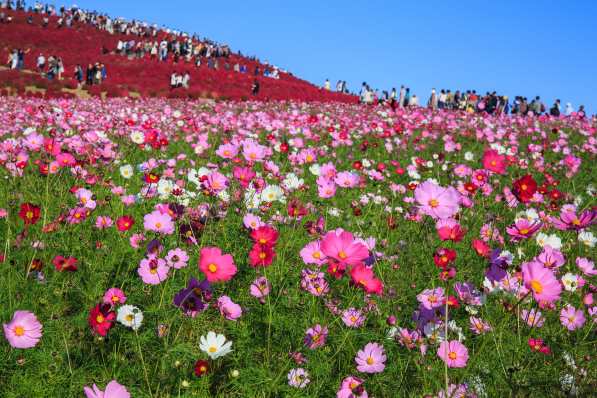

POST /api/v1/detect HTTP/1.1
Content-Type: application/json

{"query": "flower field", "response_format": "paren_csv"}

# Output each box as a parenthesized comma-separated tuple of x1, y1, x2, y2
(0, 96, 595, 397)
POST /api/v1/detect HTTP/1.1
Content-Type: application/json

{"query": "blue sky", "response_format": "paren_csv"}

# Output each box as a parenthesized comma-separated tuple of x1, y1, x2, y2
(74, 0, 597, 113)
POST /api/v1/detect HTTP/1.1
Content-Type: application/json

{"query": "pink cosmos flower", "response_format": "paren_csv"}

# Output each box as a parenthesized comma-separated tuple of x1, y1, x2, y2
(521, 308, 545, 328)
(437, 340, 468, 368)
(342, 308, 366, 328)
(560, 305, 586, 331)
(355, 342, 386, 373)
(469, 316, 492, 335)
(506, 219, 542, 241)
(317, 181, 337, 198)
(300, 240, 327, 265)
(165, 248, 189, 269)
(206, 171, 228, 193)
(242, 140, 266, 162)
(143, 210, 175, 235)
(84, 380, 130, 398)
(243, 213, 264, 229)
(217, 296, 242, 321)
(414, 181, 460, 219)
(337, 376, 368, 398)
(575, 257, 597, 276)
(95, 216, 113, 229)
(137, 257, 170, 285)
(482, 149, 507, 174)
(334, 171, 359, 188)
(233, 166, 256, 188)
(3, 310, 42, 349)
(320, 229, 369, 266)
(417, 287, 445, 310)
(304, 324, 328, 349)
(103, 288, 127, 306)
(198, 247, 237, 283)
(250, 276, 271, 298)
(522, 261, 562, 303)
(536, 246, 565, 269)
(216, 143, 239, 159)
(550, 208, 596, 231)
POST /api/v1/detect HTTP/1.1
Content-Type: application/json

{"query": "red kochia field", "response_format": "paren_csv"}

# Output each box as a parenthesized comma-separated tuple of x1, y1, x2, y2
(0, 97, 595, 397)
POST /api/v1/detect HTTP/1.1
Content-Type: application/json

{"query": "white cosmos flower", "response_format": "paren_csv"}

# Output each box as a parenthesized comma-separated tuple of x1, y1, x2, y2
(157, 179, 175, 199)
(578, 231, 596, 247)
(309, 163, 321, 176)
(117, 305, 143, 330)
(199, 331, 233, 359)
(130, 131, 145, 144)
(282, 173, 304, 191)
(561, 273, 579, 292)
(120, 165, 133, 179)
(535, 233, 562, 250)
(464, 151, 474, 161)
(261, 185, 285, 203)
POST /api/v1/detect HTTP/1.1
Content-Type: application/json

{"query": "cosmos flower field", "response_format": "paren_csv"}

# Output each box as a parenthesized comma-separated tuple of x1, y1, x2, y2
(0, 97, 595, 397)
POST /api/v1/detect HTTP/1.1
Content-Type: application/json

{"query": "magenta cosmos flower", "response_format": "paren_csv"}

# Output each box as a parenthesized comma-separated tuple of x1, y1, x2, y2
(199, 247, 237, 283)
(102, 288, 127, 306)
(320, 229, 369, 266)
(304, 324, 328, 349)
(143, 210, 175, 235)
(437, 340, 468, 368)
(522, 261, 562, 303)
(355, 342, 386, 373)
(3, 310, 43, 349)
(414, 181, 460, 219)
(84, 380, 130, 398)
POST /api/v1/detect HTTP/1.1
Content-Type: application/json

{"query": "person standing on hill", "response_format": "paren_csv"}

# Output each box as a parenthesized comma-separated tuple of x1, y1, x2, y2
(324, 79, 331, 91)
(398, 85, 405, 108)
(36, 53, 45, 72)
(428, 88, 438, 110)
(550, 99, 561, 117)
(251, 79, 260, 95)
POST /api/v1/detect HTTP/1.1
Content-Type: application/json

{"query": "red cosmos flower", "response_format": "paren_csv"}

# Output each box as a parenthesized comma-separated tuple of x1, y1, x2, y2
(528, 338, 551, 355)
(463, 182, 477, 194)
(18, 203, 41, 225)
(512, 175, 537, 203)
(287, 200, 308, 219)
(194, 359, 209, 377)
(350, 264, 383, 295)
(352, 160, 363, 170)
(144, 173, 160, 184)
(327, 259, 347, 279)
(52, 255, 78, 272)
(280, 142, 289, 153)
(482, 149, 507, 174)
(250, 226, 279, 247)
(437, 224, 466, 242)
(88, 303, 116, 337)
(444, 296, 460, 308)
(472, 239, 491, 257)
(433, 248, 457, 269)
(116, 216, 135, 232)
(248, 243, 275, 267)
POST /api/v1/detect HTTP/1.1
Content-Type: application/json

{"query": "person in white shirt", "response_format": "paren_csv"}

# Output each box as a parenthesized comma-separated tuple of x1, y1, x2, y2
(409, 95, 419, 107)
(36, 54, 45, 72)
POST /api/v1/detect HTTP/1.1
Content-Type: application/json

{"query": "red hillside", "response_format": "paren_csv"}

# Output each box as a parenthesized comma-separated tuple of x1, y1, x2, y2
(0, 7, 356, 102)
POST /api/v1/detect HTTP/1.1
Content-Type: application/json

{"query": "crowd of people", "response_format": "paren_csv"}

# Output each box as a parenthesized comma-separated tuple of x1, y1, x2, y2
(343, 81, 588, 117)
(2, 0, 291, 95)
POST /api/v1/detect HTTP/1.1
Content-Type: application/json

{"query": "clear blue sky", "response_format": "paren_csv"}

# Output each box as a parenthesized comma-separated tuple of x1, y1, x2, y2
(72, 0, 597, 113)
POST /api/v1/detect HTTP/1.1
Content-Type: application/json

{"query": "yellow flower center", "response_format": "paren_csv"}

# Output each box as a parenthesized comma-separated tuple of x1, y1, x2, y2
(520, 228, 529, 235)
(208, 263, 217, 273)
(125, 314, 134, 322)
(313, 251, 321, 259)
(209, 346, 217, 353)
(429, 199, 439, 208)
(530, 280, 543, 294)
(14, 326, 25, 336)
(448, 351, 457, 360)
(96, 315, 105, 323)
(338, 251, 347, 259)
(155, 222, 162, 229)
(366, 357, 374, 365)
(259, 252, 266, 259)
